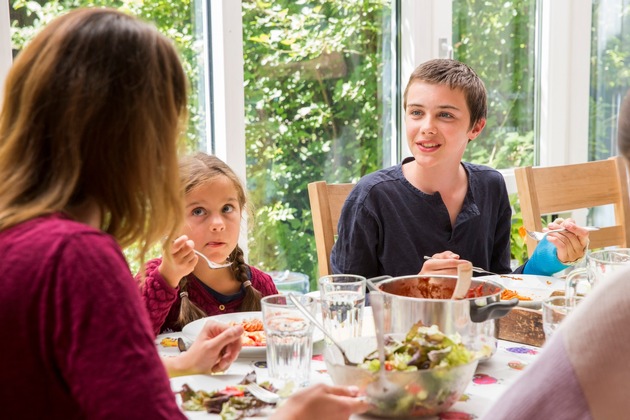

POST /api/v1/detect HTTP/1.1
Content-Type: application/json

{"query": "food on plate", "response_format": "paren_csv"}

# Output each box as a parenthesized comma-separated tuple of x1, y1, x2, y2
(177, 371, 276, 419)
(230, 317, 266, 347)
(500, 289, 532, 301)
(359, 322, 475, 372)
(160, 337, 179, 347)
(241, 331, 266, 347)
(239, 318, 264, 332)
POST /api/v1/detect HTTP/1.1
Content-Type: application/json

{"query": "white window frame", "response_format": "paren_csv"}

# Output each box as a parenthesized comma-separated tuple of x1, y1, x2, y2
(1, 0, 11, 107)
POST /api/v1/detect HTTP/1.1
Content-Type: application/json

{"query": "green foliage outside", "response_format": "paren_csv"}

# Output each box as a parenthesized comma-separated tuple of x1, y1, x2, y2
(509, 193, 528, 265)
(241, 0, 390, 288)
(10, 0, 203, 150)
(453, 0, 536, 170)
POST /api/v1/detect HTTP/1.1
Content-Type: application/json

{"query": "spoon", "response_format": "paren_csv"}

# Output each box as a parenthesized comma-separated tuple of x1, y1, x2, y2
(526, 226, 599, 241)
(194, 250, 232, 269)
(365, 292, 403, 407)
(286, 293, 358, 366)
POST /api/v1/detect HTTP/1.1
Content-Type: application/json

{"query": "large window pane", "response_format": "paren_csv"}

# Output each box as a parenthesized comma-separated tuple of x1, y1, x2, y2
(9, 0, 208, 152)
(453, 0, 538, 170)
(589, 0, 630, 161)
(242, 1, 394, 287)
(587, 0, 630, 227)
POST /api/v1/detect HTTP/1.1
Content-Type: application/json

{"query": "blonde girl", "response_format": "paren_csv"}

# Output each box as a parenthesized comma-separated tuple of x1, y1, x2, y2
(139, 152, 278, 334)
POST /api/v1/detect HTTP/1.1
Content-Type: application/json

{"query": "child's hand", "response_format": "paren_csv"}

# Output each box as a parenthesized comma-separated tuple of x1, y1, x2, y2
(158, 235, 198, 288)
(420, 251, 471, 276)
(544, 218, 591, 264)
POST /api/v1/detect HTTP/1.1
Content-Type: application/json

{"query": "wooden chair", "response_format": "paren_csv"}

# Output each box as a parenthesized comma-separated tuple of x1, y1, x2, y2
(514, 156, 630, 257)
(307, 181, 355, 278)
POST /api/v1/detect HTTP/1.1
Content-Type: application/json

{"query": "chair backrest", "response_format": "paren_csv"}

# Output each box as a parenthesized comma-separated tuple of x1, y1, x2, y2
(514, 156, 630, 257)
(307, 181, 355, 278)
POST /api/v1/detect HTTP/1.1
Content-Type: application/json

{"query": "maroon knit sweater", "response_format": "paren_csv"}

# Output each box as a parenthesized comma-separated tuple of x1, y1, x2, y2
(138, 257, 278, 335)
(0, 213, 184, 419)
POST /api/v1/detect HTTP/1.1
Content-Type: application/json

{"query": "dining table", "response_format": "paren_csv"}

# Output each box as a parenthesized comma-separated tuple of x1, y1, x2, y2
(158, 307, 543, 419)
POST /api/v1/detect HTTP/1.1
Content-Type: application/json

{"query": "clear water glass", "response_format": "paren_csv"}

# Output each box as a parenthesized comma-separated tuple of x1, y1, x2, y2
(261, 294, 315, 388)
(318, 274, 366, 344)
(542, 296, 583, 340)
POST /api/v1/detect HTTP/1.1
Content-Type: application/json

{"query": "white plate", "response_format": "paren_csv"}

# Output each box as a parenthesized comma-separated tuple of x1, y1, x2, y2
(170, 374, 271, 419)
(182, 311, 324, 357)
(479, 274, 565, 309)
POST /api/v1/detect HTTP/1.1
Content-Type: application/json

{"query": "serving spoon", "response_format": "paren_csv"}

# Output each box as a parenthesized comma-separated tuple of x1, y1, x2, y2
(194, 250, 232, 269)
(452, 263, 473, 300)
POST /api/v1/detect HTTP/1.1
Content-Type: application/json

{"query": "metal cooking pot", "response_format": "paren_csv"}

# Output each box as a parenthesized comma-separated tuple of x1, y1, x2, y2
(368, 275, 518, 359)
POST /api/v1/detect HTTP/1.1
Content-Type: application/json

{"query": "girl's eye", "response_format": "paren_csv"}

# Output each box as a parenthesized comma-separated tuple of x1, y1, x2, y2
(222, 204, 235, 213)
(409, 109, 422, 117)
(439, 112, 453, 118)
(191, 207, 206, 217)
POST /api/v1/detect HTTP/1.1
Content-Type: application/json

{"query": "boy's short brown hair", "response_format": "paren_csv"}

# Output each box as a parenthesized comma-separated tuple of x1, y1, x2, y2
(403, 59, 487, 130)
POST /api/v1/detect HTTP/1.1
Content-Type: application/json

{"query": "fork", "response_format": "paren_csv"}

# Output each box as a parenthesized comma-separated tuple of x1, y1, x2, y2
(526, 226, 599, 241)
(194, 250, 232, 269)
(246, 382, 280, 404)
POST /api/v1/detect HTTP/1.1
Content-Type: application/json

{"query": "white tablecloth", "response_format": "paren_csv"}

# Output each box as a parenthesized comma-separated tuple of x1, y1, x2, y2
(158, 310, 541, 419)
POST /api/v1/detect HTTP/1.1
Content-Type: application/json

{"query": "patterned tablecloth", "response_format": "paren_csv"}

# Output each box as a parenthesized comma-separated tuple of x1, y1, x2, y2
(158, 329, 541, 420)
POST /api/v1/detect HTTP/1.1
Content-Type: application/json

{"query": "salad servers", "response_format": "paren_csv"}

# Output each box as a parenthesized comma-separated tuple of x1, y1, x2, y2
(194, 250, 232, 269)
(526, 226, 599, 241)
(287, 293, 358, 366)
(365, 292, 405, 407)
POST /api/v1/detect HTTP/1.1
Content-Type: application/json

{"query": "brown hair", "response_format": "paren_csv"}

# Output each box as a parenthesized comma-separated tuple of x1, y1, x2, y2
(0, 8, 188, 258)
(175, 153, 263, 328)
(403, 58, 487, 130)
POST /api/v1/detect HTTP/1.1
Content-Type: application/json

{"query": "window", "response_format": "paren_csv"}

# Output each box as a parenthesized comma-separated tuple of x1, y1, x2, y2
(8, 0, 213, 154)
(453, 0, 538, 171)
(589, 0, 630, 162)
(241, 1, 396, 285)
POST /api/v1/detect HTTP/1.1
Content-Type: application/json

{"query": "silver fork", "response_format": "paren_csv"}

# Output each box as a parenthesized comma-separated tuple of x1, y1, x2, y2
(246, 382, 280, 404)
(193, 250, 232, 269)
(526, 226, 599, 241)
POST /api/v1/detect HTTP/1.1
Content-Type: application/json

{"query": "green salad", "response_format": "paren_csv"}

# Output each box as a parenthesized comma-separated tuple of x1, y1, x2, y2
(359, 322, 474, 372)
(356, 323, 477, 417)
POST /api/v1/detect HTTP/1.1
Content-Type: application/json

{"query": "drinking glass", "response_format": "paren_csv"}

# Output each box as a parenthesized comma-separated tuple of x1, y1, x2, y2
(261, 294, 315, 388)
(565, 249, 630, 298)
(318, 274, 366, 344)
(542, 296, 583, 340)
